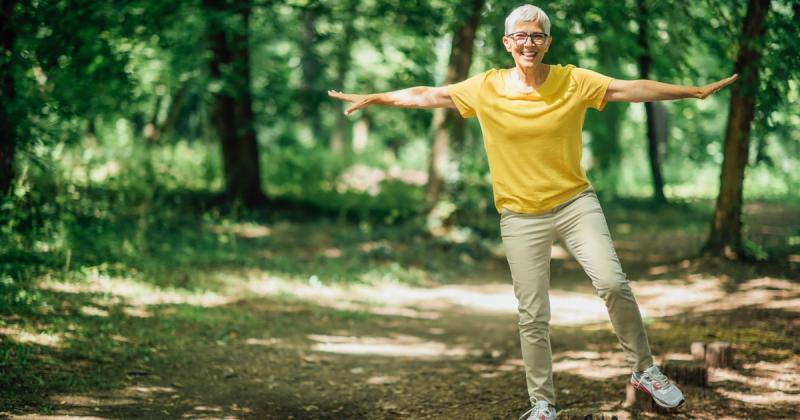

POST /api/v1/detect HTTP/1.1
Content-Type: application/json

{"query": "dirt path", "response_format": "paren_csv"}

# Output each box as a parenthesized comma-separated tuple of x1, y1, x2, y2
(5, 202, 799, 419)
(17, 258, 798, 420)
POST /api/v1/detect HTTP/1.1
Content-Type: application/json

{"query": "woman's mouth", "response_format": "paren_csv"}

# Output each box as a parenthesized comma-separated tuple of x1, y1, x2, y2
(522, 51, 538, 60)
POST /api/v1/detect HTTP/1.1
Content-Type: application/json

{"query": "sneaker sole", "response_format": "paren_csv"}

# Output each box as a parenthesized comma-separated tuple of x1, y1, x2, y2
(631, 379, 685, 409)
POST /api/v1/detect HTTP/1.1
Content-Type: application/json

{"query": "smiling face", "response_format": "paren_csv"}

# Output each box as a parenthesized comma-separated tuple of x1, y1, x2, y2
(502, 21, 552, 69)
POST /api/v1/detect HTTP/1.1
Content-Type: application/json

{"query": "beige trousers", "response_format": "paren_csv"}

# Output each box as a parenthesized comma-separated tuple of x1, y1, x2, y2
(499, 186, 653, 406)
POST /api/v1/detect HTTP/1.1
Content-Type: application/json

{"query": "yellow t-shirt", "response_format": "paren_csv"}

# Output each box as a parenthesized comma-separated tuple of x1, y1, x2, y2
(448, 64, 612, 214)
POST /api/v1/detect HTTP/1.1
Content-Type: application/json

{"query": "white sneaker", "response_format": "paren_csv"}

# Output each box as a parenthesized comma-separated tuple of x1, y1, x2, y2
(518, 400, 556, 420)
(631, 365, 685, 408)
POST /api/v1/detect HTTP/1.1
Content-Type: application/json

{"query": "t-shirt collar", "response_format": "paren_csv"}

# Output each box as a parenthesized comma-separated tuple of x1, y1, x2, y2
(504, 65, 558, 98)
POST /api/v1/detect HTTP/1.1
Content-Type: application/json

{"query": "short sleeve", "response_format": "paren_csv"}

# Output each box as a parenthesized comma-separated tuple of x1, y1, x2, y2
(447, 71, 488, 118)
(571, 67, 613, 111)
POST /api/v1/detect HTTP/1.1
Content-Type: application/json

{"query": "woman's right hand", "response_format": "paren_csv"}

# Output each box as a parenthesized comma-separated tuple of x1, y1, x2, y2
(327, 91, 379, 115)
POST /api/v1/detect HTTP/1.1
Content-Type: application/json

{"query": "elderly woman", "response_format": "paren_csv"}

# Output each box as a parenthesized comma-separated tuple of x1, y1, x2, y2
(329, 4, 735, 419)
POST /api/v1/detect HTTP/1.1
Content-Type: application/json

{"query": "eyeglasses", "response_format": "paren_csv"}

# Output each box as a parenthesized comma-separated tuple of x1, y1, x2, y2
(506, 31, 549, 46)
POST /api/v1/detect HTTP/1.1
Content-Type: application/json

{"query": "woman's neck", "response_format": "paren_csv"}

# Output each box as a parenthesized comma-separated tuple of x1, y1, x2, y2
(514, 64, 550, 89)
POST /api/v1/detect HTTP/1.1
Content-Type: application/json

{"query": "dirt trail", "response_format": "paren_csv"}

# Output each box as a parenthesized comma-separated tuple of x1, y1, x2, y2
(7, 202, 800, 419)
(21, 257, 800, 420)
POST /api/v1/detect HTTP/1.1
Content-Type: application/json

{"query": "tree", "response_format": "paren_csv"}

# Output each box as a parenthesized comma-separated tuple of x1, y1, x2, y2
(204, 0, 267, 207)
(1, 0, 151, 196)
(703, 0, 771, 258)
(329, 0, 358, 155)
(0, 0, 17, 195)
(637, 0, 667, 204)
(425, 0, 484, 208)
(300, 1, 325, 142)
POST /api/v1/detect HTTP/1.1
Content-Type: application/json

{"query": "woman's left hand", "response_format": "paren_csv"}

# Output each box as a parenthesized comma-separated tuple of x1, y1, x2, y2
(696, 74, 738, 100)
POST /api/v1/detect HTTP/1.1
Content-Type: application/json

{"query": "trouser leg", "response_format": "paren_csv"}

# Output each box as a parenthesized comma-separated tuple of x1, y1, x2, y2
(554, 192, 654, 372)
(500, 209, 557, 405)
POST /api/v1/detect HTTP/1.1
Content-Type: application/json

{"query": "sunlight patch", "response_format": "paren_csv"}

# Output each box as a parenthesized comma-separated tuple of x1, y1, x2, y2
(367, 305, 440, 320)
(122, 306, 153, 318)
(635, 276, 800, 316)
(321, 247, 343, 258)
(80, 306, 109, 317)
(710, 357, 800, 393)
(125, 385, 178, 394)
(241, 274, 618, 325)
(245, 337, 286, 347)
(49, 394, 135, 407)
(192, 405, 223, 412)
(549, 291, 608, 325)
(37, 274, 234, 308)
(308, 334, 468, 358)
(633, 278, 725, 318)
(366, 375, 401, 385)
(205, 222, 272, 238)
(0, 326, 65, 348)
(552, 350, 629, 379)
(550, 244, 570, 260)
(715, 389, 800, 405)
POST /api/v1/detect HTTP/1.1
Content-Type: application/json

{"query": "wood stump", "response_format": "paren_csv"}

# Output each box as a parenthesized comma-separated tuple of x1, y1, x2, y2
(705, 341, 734, 368)
(691, 341, 706, 361)
(623, 382, 679, 415)
(662, 359, 708, 387)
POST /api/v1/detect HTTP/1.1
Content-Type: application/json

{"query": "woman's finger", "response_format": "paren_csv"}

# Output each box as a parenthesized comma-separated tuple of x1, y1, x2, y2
(345, 101, 364, 115)
(328, 90, 357, 102)
(717, 74, 737, 90)
(700, 74, 738, 99)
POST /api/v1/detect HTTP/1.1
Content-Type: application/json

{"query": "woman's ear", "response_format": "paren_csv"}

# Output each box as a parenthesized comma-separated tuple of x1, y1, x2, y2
(502, 36, 513, 52)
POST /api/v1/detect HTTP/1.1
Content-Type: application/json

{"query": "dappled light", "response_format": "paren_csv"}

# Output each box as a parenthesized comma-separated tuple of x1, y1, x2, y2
(308, 334, 470, 358)
(37, 274, 234, 308)
(711, 358, 800, 394)
(2, 1, 798, 418)
(205, 222, 273, 239)
(80, 306, 110, 317)
(715, 388, 800, 405)
(552, 351, 630, 380)
(0, 326, 66, 348)
(634, 276, 800, 317)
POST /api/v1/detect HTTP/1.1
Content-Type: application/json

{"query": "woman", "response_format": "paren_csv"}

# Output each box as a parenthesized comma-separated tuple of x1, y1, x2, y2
(329, 4, 736, 419)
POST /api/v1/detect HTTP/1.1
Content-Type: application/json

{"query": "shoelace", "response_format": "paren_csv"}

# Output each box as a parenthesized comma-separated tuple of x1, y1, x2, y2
(518, 401, 552, 420)
(646, 366, 672, 389)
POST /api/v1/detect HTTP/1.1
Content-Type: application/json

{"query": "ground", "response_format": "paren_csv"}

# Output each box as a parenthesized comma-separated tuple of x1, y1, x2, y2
(1, 201, 798, 419)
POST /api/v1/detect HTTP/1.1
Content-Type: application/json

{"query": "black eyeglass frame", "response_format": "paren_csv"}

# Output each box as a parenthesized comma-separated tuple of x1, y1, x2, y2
(505, 31, 550, 45)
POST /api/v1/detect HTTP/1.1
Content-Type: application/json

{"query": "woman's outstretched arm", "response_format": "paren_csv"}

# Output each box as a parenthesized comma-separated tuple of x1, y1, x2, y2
(328, 86, 456, 115)
(604, 74, 738, 103)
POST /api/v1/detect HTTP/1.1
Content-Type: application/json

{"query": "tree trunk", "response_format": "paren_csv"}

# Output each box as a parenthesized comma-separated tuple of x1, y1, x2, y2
(704, 0, 771, 258)
(144, 83, 190, 142)
(160, 83, 190, 136)
(204, 0, 266, 207)
(301, 2, 323, 142)
(0, 0, 17, 196)
(425, 0, 484, 207)
(637, 0, 667, 204)
(330, 1, 356, 155)
(585, 36, 627, 197)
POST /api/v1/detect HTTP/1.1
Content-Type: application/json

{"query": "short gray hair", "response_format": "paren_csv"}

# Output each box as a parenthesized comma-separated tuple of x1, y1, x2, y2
(504, 4, 551, 35)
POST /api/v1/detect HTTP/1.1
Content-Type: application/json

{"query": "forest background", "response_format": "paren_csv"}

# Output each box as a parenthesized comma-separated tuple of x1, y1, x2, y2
(1, 0, 798, 418)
